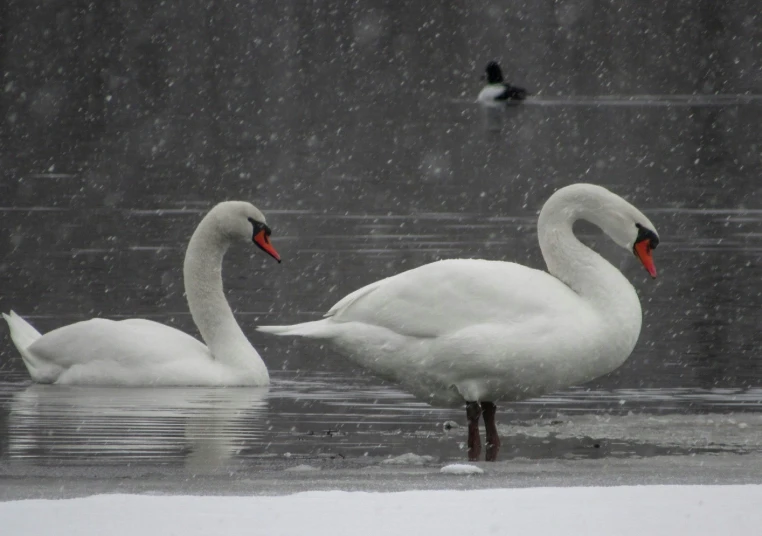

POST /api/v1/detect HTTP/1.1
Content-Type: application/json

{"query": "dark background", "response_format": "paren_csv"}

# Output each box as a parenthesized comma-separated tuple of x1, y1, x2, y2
(1, 0, 760, 388)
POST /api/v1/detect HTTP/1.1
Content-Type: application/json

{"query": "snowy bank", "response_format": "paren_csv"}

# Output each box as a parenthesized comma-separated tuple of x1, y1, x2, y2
(2, 485, 761, 536)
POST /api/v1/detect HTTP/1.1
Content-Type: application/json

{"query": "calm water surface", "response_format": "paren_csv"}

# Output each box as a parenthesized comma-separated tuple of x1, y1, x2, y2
(1, 0, 761, 473)
(1, 159, 761, 471)
(2, 372, 762, 470)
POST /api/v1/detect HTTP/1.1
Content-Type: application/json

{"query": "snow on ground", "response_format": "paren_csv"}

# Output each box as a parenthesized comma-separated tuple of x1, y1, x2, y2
(2, 485, 761, 536)
(440, 463, 484, 475)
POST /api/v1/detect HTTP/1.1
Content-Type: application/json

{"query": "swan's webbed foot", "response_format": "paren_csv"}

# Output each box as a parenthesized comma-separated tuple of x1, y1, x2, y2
(481, 401, 500, 462)
(466, 401, 482, 461)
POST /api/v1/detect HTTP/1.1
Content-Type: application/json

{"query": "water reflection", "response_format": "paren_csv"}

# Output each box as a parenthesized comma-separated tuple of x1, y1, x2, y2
(2, 374, 762, 469)
(7, 385, 269, 470)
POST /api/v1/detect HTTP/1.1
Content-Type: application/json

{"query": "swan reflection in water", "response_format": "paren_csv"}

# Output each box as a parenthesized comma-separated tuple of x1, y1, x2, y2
(6, 385, 270, 471)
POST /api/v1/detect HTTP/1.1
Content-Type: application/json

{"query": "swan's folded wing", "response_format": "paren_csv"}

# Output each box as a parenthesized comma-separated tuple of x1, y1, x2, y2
(28, 318, 209, 369)
(324, 275, 393, 318)
(326, 259, 586, 338)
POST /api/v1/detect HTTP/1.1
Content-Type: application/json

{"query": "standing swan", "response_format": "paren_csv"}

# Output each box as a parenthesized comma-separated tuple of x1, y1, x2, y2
(4, 201, 281, 386)
(258, 184, 660, 461)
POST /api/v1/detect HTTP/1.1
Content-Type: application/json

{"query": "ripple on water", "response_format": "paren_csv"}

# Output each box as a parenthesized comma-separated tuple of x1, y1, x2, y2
(0, 373, 761, 469)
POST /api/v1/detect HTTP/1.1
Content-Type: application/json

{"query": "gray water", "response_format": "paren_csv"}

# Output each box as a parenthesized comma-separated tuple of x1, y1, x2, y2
(0, 0, 761, 493)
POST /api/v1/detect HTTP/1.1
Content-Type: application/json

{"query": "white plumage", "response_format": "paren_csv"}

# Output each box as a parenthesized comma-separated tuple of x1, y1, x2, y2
(4, 201, 281, 386)
(259, 184, 659, 408)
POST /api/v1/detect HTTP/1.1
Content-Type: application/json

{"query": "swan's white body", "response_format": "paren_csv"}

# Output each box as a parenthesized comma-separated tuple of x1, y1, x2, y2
(259, 184, 657, 407)
(4, 201, 276, 386)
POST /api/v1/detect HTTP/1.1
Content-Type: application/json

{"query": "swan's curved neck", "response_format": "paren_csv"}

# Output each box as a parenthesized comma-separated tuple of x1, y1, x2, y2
(537, 188, 641, 324)
(183, 216, 268, 380)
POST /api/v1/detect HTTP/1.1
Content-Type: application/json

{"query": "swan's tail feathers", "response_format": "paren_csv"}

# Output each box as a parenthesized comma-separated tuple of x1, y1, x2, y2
(257, 320, 333, 339)
(3, 311, 45, 374)
(3, 311, 43, 350)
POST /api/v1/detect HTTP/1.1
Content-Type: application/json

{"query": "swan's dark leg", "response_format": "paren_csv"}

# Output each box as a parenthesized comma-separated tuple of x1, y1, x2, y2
(482, 401, 500, 462)
(466, 401, 482, 461)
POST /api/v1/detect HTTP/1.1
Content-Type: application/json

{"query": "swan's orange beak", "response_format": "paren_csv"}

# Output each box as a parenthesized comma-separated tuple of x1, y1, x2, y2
(634, 239, 656, 279)
(254, 230, 281, 263)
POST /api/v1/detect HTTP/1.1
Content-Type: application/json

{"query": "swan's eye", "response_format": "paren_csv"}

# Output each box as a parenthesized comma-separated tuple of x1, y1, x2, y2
(634, 223, 659, 251)
(247, 217, 271, 237)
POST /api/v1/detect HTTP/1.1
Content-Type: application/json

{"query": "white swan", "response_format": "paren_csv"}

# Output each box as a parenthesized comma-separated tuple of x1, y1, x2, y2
(3, 201, 281, 386)
(258, 184, 660, 461)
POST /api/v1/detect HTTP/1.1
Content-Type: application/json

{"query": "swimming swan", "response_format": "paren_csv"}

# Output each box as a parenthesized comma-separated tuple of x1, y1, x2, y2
(4, 201, 281, 386)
